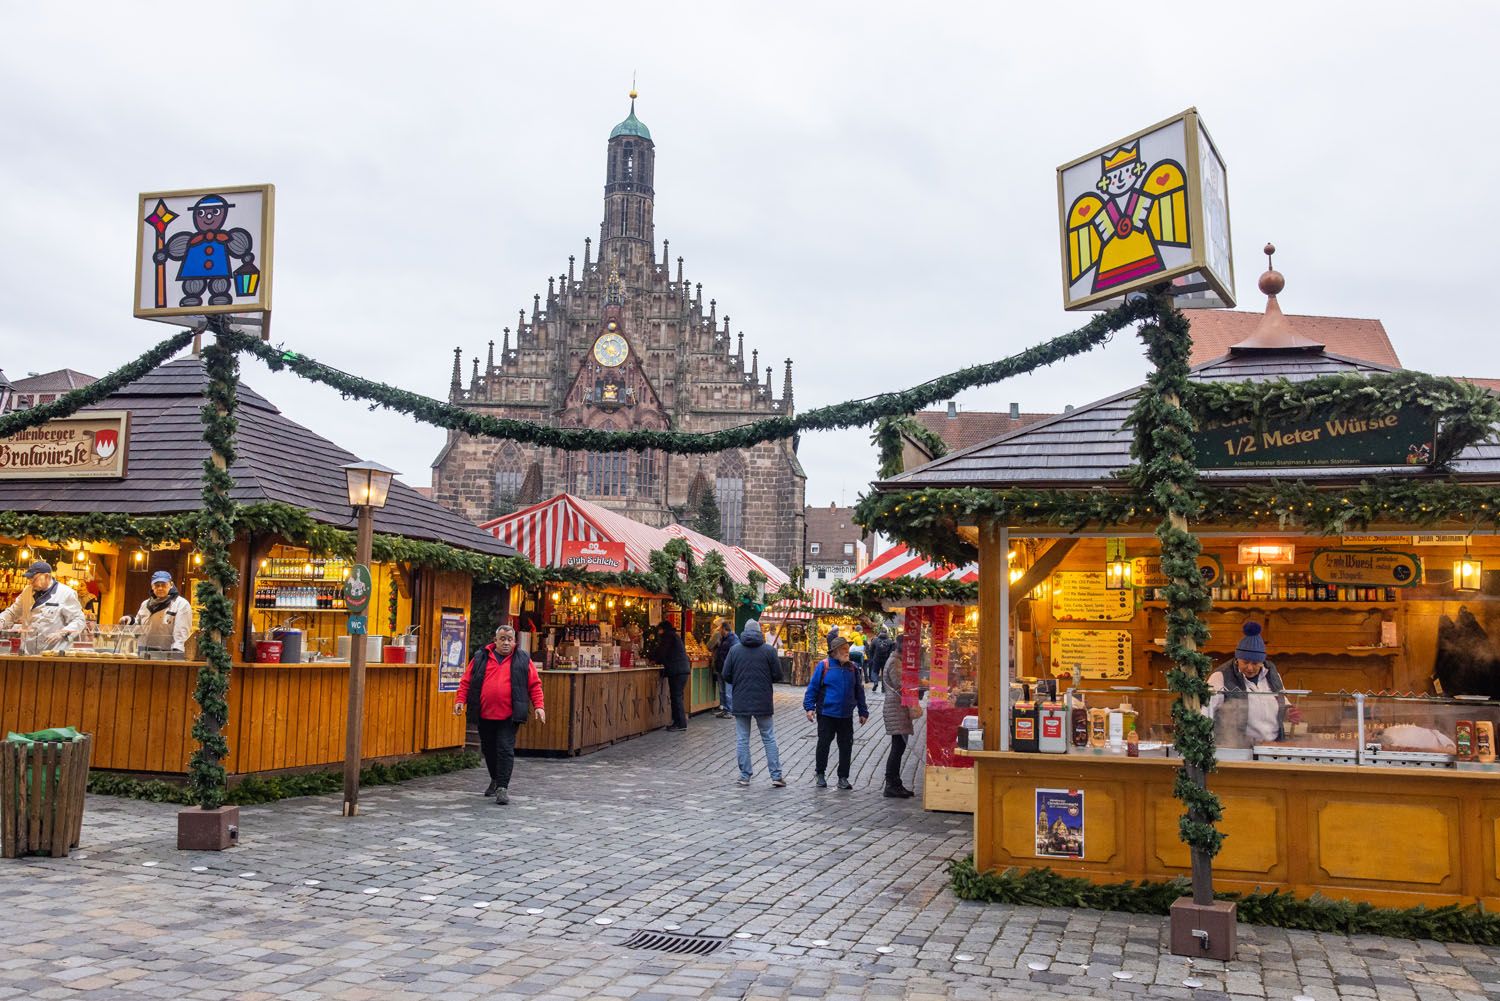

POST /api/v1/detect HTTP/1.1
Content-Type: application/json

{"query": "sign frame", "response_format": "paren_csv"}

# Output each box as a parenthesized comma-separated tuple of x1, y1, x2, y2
(560, 539, 628, 573)
(1193, 406, 1436, 471)
(0, 410, 130, 480)
(1309, 548, 1422, 589)
(1057, 108, 1235, 312)
(134, 183, 275, 328)
(344, 564, 373, 617)
(1035, 788, 1086, 860)
(437, 610, 467, 692)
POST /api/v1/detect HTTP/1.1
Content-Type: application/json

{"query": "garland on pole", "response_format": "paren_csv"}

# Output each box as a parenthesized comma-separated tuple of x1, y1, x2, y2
(1129, 288, 1223, 892)
(187, 326, 239, 810)
(220, 298, 1154, 454)
(832, 576, 978, 612)
(873, 415, 949, 479)
(1181, 370, 1500, 468)
(0, 328, 196, 439)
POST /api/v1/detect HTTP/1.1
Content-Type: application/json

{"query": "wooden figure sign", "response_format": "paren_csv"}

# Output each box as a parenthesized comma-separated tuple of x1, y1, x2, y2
(1057, 110, 1233, 310)
(135, 184, 274, 326)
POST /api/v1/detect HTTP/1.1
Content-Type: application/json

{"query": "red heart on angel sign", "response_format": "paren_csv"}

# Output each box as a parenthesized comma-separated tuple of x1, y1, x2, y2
(1077, 205, 1090, 219)
(1155, 172, 1170, 185)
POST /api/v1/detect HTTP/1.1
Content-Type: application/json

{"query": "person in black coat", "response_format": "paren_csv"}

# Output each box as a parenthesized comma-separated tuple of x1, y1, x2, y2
(654, 620, 692, 731)
(721, 620, 785, 787)
(867, 627, 895, 692)
(711, 621, 739, 718)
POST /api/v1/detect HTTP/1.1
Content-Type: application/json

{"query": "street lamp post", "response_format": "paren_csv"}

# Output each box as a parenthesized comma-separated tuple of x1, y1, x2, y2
(340, 460, 397, 817)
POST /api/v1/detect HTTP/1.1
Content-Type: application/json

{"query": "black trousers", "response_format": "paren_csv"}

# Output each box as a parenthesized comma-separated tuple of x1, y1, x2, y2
(668, 673, 689, 729)
(476, 718, 520, 788)
(815, 714, 855, 779)
(885, 733, 908, 788)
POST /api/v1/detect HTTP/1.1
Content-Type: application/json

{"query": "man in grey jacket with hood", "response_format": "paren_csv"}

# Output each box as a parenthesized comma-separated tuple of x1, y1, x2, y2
(721, 619, 785, 788)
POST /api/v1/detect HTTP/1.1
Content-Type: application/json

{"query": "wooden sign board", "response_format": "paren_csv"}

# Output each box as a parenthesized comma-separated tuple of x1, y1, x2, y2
(1051, 571, 1133, 622)
(1309, 549, 1421, 588)
(561, 539, 628, 573)
(1131, 554, 1223, 588)
(1050, 629, 1133, 680)
(1192, 406, 1436, 470)
(1058, 108, 1234, 311)
(0, 411, 128, 479)
(135, 184, 274, 328)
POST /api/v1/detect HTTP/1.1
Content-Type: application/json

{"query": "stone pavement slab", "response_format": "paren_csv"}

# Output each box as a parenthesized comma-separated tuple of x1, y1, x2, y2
(1, 688, 1496, 999)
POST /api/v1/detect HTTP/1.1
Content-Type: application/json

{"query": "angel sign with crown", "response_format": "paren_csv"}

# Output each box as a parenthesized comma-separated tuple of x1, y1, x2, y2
(1056, 110, 1235, 311)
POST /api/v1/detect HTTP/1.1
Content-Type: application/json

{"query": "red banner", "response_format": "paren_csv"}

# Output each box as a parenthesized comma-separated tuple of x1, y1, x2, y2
(560, 539, 628, 573)
(902, 606, 925, 707)
(928, 607, 951, 706)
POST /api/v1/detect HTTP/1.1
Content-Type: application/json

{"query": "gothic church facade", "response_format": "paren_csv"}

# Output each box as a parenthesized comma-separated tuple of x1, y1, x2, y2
(431, 97, 806, 571)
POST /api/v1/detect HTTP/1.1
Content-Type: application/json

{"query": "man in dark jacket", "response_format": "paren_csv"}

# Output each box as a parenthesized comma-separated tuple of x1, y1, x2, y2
(721, 620, 785, 787)
(866, 627, 895, 692)
(654, 620, 692, 731)
(803, 634, 869, 789)
(711, 621, 739, 718)
(453, 625, 546, 804)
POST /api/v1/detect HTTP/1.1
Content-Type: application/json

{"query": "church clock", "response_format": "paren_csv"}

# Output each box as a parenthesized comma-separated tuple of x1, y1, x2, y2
(593, 322, 629, 367)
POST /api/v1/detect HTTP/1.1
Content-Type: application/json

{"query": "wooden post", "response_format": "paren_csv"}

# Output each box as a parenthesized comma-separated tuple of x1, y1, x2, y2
(342, 505, 374, 816)
(977, 520, 1009, 749)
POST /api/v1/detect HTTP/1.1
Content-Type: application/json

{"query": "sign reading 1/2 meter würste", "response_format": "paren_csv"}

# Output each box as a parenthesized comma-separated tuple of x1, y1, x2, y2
(1191, 406, 1435, 470)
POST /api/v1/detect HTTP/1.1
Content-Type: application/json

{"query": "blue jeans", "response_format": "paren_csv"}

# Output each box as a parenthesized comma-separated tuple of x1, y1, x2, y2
(721, 681, 733, 712)
(735, 714, 783, 781)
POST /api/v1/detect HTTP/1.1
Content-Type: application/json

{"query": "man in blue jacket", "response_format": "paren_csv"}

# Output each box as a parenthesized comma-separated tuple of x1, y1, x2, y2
(803, 633, 869, 789)
(721, 620, 785, 788)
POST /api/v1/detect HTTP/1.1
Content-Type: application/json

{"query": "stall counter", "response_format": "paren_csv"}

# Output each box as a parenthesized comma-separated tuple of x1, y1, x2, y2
(516, 666, 672, 755)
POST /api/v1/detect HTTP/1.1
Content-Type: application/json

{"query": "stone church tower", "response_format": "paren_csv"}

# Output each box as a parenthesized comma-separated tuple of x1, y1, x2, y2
(431, 94, 807, 571)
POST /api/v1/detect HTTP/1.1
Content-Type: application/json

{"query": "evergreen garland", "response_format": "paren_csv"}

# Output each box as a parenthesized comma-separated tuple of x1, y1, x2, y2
(947, 857, 1500, 945)
(832, 576, 977, 611)
(0, 329, 195, 439)
(872, 415, 950, 479)
(221, 298, 1154, 454)
(187, 329, 239, 810)
(1129, 289, 1222, 880)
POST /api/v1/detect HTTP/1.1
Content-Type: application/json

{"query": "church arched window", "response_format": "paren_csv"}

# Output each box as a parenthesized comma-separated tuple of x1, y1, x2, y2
(636, 449, 659, 495)
(493, 445, 524, 517)
(715, 452, 747, 545)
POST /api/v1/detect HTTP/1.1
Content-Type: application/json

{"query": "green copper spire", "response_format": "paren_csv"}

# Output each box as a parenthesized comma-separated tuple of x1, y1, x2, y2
(610, 84, 652, 141)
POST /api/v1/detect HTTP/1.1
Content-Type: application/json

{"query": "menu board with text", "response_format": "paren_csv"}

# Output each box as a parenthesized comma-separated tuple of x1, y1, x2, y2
(1051, 571, 1133, 622)
(1050, 629, 1133, 680)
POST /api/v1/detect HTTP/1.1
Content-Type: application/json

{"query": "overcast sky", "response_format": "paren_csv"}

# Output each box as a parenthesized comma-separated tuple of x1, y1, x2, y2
(3, 3, 1495, 517)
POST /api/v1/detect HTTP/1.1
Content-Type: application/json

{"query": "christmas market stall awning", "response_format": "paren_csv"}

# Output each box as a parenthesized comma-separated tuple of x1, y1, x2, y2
(854, 542, 977, 584)
(0, 358, 514, 558)
(763, 587, 853, 621)
(660, 523, 790, 590)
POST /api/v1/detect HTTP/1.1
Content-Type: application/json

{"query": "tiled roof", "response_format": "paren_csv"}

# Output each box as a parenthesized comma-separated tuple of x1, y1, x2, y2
(804, 504, 865, 559)
(1460, 378, 1500, 393)
(9, 368, 98, 393)
(883, 349, 1500, 489)
(909, 410, 1055, 453)
(0, 359, 514, 556)
(1186, 310, 1399, 368)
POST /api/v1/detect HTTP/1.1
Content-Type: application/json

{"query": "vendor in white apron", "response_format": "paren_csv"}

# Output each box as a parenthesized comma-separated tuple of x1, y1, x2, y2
(135, 570, 193, 652)
(0, 561, 86, 654)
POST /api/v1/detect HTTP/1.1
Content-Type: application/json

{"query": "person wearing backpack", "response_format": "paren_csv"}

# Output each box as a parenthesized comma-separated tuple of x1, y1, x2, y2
(866, 627, 895, 692)
(802, 633, 869, 789)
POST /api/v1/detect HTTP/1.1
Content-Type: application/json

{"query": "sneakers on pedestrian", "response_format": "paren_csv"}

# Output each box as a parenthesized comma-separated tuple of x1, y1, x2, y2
(736, 777, 750, 787)
(483, 780, 498, 797)
(494, 787, 509, 805)
(883, 784, 914, 799)
(837, 778, 853, 790)
(771, 778, 786, 788)
(815, 773, 827, 788)
(666, 725, 686, 732)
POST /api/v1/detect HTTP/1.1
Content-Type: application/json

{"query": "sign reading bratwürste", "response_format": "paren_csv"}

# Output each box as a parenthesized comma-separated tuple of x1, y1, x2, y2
(0, 411, 129, 479)
(1191, 405, 1435, 470)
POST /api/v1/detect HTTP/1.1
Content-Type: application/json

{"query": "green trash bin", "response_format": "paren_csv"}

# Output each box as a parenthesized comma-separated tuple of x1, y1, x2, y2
(2, 728, 91, 859)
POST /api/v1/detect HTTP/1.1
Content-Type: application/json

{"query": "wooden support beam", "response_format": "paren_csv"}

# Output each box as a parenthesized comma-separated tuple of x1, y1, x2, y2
(1010, 538, 1080, 600)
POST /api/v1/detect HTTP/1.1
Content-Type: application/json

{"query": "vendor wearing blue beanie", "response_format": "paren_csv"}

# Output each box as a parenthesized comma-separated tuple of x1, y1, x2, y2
(1205, 622, 1302, 748)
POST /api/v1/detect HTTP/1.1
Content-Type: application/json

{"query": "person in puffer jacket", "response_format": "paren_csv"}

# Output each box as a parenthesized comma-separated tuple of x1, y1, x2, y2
(802, 634, 869, 789)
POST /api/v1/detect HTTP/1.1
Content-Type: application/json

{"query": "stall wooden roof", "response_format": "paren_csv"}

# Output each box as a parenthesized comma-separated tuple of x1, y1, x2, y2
(884, 349, 1500, 489)
(0, 358, 515, 557)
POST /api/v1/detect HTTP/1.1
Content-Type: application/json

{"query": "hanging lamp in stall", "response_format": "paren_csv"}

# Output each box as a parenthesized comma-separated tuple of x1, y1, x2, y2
(1454, 538, 1483, 592)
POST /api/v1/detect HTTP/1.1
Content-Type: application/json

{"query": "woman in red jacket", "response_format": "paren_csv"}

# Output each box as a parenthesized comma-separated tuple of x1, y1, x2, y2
(454, 625, 546, 804)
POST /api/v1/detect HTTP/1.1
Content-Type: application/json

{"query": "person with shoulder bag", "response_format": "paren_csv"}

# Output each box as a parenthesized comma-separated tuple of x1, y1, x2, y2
(453, 624, 546, 805)
(880, 634, 918, 798)
(802, 634, 869, 789)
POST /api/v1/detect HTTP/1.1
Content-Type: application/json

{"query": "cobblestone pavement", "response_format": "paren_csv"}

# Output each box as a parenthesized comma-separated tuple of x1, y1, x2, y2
(2, 688, 1497, 1000)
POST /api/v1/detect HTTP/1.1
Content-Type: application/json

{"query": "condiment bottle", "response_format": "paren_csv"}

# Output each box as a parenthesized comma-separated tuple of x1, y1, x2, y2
(1119, 700, 1138, 736)
(1477, 722, 1496, 764)
(1456, 720, 1474, 761)
(1012, 701, 1039, 753)
(1071, 692, 1089, 747)
(1107, 709, 1125, 748)
(1088, 707, 1108, 748)
(1126, 730, 1140, 757)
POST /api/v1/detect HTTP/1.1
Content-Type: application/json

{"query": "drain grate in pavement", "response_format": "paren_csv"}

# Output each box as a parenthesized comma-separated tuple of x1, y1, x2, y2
(622, 930, 727, 956)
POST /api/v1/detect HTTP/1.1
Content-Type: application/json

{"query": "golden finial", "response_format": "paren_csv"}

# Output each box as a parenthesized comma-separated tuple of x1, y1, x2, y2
(629, 72, 638, 102)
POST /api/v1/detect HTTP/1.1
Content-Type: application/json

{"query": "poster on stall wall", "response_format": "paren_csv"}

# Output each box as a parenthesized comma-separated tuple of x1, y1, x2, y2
(1035, 788, 1085, 859)
(928, 607, 951, 706)
(902, 606, 925, 707)
(437, 611, 467, 692)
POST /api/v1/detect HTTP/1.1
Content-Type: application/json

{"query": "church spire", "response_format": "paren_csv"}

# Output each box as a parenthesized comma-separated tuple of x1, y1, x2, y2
(782, 359, 794, 414)
(601, 85, 656, 269)
(449, 347, 462, 397)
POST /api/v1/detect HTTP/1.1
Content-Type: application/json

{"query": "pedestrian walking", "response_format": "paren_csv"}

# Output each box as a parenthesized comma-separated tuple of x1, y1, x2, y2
(881, 635, 917, 798)
(654, 619, 692, 731)
(803, 634, 869, 789)
(453, 625, 546, 805)
(720, 620, 785, 787)
(711, 620, 739, 718)
(867, 626, 895, 691)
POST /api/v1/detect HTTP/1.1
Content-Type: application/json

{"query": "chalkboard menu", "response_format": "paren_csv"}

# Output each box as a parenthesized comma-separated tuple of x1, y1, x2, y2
(1050, 629, 1133, 680)
(1051, 571, 1134, 622)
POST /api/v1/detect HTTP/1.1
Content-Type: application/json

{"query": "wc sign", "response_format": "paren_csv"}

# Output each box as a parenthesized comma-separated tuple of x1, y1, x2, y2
(561, 540, 628, 573)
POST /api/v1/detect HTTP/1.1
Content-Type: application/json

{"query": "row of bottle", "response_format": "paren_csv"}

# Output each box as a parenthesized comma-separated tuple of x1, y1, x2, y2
(1454, 720, 1497, 762)
(253, 584, 347, 610)
(553, 623, 603, 643)
(260, 557, 351, 580)
(1145, 572, 1398, 603)
(1011, 694, 1142, 756)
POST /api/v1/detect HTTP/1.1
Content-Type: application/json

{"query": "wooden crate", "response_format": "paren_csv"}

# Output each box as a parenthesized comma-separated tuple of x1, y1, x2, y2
(0, 735, 91, 859)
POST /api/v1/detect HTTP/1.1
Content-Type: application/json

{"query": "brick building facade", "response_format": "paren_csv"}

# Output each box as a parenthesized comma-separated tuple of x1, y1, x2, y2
(431, 96, 806, 570)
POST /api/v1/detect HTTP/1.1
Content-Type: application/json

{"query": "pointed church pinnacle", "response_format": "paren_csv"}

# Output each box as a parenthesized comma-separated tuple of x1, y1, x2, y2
(486, 339, 495, 372)
(663, 239, 669, 263)
(736, 332, 744, 361)
(568, 255, 575, 282)
(765, 366, 772, 392)
(676, 256, 683, 284)
(751, 349, 758, 377)
(518, 309, 526, 337)
(709, 299, 716, 325)
(783, 358, 794, 408)
(533, 293, 541, 321)
(470, 356, 480, 390)
(450, 346, 463, 393)
(584, 237, 592, 267)
(548, 276, 555, 302)
(502, 327, 511, 357)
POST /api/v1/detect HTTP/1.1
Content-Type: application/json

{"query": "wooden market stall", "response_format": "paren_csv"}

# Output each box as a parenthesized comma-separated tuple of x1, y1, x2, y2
(482, 493, 789, 754)
(840, 543, 981, 812)
(761, 586, 858, 685)
(869, 293, 1500, 909)
(0, 358, 518, 777)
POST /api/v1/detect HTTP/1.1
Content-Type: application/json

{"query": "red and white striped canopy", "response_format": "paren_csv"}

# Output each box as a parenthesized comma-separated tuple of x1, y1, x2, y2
(764, 586, 852, 619)
(661, 524, 791, 590)
(851, 543, 978, 584)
